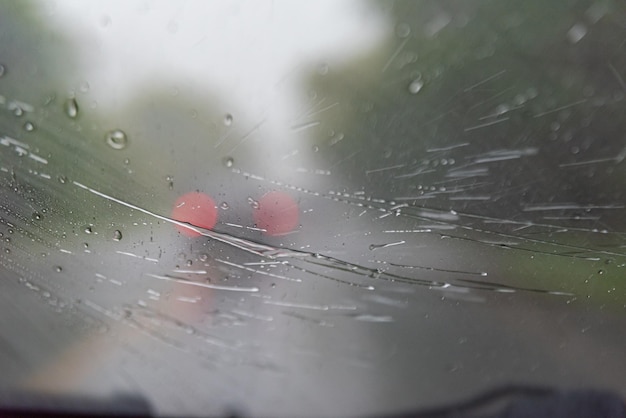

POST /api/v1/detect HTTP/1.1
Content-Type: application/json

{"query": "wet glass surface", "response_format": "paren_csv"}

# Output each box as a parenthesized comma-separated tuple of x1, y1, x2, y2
(0, 1, 625, 417)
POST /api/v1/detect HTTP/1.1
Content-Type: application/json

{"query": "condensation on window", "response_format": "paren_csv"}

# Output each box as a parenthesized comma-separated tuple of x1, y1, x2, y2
(0, 1, 625, 417)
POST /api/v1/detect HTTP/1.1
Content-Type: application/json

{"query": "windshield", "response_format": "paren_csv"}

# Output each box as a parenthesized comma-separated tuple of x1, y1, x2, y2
(1, 1, 625, 417)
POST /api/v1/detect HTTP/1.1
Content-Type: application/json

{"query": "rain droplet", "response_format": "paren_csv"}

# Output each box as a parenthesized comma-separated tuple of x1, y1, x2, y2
(54, 266, 63, 273)
(495, 104, 510, 116)
(13, 107, 23, 117)
(223, 156, 234, 168)
(317, 62, 329, 75)
(105, 129, 128, 150)
(220, 202, 229, 210)
(0, 64, 5, 77)
(100, 15, 112, 27)
(57, 175, 67, 184)
(513, 94, 527, 106)
(224, 114, 233, 126)
(64, 98, 79, 118)
(396, 23, 411, 38)
(567, 23, 587, 44)
(23, 121, 35, 131)
(403, 51, 418, 64)
(32, 212, 42, 221)
(186, 259, 193, 267)
(408, 79, 424, 94)
(247, 197, 260, 209)
(84, 226, 93, 234)
(199, 253, 208, 262)
(112, 230, 122, 241)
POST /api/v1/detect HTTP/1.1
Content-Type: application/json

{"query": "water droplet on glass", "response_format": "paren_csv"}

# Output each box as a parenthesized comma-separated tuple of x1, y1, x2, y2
(186, 259, 193, 267)
(567, 23, 587, 44)
(105, 129, 128, 150)
(495, 104, 510, 116)
(112, 230, 122, 241)
(396, 23, 411, 38)
(220, 202, 229, 210)
(223, 156, 234, 168)
(100, 15, 112, 27)
(247, 197, 260, 209)
(79, 81, 90, 93)
(57, 175, 67, 184)
(32, 212, 42, 221)
(64, 98, 79, 119)
(408, 79, 424, 94)
(84, 226, 93, 234)
(23, 121, 34, 132)
(224, 114, 233, 126)
(513, 94, 527, 106)
(13, 107, 23, 117)
(0, 64, 5, 77)
(54, 266, 63, 273)
(199, 253, 208, 262)
(403, 51, 418, 64)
